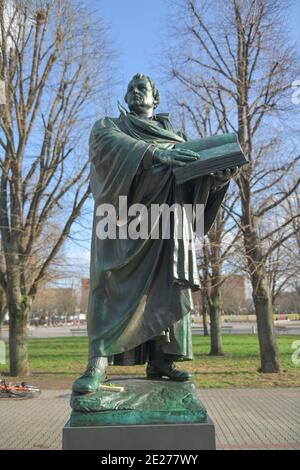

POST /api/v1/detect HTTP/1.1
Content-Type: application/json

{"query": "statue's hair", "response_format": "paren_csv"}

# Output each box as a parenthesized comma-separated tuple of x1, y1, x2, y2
(125, 73, 160, 109)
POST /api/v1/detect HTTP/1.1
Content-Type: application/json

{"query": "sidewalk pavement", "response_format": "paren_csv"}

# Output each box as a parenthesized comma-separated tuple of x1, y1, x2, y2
(2, 322, 300, 339)
(0, 388, 299, 450)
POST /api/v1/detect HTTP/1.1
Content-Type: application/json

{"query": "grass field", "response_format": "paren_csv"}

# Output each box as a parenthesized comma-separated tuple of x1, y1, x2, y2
(1, 335, 300, 389)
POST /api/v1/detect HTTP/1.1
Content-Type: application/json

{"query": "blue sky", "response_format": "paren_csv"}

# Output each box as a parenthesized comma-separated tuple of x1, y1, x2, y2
(66, 0, 300, 282)
(98, 0, 168, 96)
(95, 0, 300, 101)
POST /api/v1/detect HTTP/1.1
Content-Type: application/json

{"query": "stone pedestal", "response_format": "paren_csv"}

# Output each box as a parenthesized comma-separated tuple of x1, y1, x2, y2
(63, 376, 216, 450)
(63, 418, 216, 450)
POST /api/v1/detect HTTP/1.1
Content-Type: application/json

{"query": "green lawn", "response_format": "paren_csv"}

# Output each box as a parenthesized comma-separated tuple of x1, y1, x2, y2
(1, 335, 300, 389)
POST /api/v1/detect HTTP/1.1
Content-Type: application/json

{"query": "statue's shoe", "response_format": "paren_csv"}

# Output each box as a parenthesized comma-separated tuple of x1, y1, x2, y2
(72, 366, 106, 394)
(146, 361, 193, 382)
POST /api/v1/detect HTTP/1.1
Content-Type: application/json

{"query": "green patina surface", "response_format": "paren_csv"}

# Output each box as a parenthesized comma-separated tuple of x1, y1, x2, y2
(69, 377, 207, 427)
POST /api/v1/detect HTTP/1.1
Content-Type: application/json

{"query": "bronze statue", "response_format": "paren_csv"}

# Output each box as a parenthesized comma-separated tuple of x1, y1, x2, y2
(72, 74, 238, 394)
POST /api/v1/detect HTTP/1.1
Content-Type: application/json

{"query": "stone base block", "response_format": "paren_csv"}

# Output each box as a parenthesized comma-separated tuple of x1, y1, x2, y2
(62, 417, 216, 450)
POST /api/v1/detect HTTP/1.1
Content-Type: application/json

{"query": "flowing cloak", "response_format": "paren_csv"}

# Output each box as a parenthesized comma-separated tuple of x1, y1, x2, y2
(88, 109, 229, 364)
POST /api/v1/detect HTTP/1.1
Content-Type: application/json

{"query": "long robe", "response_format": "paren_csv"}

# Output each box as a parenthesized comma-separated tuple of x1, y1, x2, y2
(88, 109, 228, 364)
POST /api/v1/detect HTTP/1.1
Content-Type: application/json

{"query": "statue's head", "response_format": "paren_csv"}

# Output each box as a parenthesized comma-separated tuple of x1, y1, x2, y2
(124, 73, 160, 117)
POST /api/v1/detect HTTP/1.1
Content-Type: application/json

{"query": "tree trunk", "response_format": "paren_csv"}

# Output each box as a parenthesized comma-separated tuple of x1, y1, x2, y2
(250, 258, 280, 372)
(9, 301, 30, 376)
(200, 284, 209, 336)
(209, 289, 224, 356)
(242, 219, 281, 373)
(202, 309, 209, 336)
(6, 259, 31, 376)
(239, 181, 281, 373)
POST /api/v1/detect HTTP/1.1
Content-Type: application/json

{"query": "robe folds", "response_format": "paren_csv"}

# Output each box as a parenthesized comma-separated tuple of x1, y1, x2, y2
(88, 109, 229, 364)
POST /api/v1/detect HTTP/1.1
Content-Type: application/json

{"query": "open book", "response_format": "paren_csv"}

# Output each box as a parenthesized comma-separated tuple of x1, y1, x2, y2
(173, 133, 248, 184)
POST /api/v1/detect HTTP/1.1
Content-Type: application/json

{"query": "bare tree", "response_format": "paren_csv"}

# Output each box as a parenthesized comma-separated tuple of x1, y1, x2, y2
(165, 0, 300, 372)
(267, 244, 299, 308)
(0, 0, 115, 375)
(197, 202, 241, 355)
(265, 180, 300, 305)
(172, 80, 242, 354)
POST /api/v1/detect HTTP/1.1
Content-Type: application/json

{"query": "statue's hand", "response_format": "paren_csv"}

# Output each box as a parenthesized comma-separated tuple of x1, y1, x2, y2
(210, 167, 239, 191)
(153, 147, 200, 167)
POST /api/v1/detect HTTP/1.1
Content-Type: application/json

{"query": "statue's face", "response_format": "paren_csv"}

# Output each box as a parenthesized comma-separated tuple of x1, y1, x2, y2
(125, 78, 155, 116)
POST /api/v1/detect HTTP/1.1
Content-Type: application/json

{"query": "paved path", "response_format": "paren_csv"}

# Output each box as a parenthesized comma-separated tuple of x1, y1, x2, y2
(0, 388, 299, 450)
(202, 388, 300, 450)
(2, 322, 300, 339)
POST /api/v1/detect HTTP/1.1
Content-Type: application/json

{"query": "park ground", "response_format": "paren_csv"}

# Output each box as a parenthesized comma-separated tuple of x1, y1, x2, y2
(1, 335, 300, 389)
